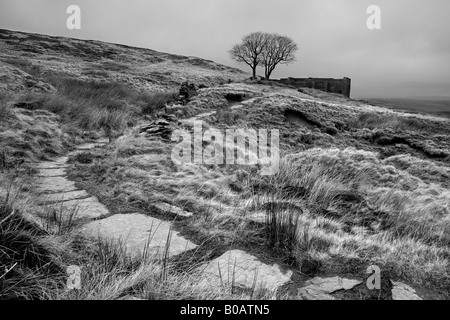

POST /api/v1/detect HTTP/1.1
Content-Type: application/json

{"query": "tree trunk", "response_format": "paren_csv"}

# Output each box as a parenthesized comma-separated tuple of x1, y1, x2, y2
(266, 66, 275, 80)
(252, 67, 257, 79)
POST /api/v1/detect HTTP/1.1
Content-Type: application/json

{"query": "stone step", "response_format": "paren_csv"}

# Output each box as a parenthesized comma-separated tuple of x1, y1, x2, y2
(195, 250, 292, 291)
(297, 277, 362, 300)
(37, 168, 67, 177)
(38, 190, 90, 204)
(391, 280, 422, 300)
(36, 176, 78, 194)
(33, 156, 69, 169)
(45, 196, 109, 220)
(80, 213, 198, 260)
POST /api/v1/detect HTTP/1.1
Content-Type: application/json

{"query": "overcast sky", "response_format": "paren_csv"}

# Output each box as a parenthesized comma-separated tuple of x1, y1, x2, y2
(1, 0, 449, 99)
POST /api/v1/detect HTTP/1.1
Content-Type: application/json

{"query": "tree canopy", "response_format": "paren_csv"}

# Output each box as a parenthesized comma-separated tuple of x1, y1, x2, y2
(229, 32, 298, 80)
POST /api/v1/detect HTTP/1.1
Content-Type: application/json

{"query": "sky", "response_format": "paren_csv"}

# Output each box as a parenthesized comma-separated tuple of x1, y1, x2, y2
(1, 0, 449, 99)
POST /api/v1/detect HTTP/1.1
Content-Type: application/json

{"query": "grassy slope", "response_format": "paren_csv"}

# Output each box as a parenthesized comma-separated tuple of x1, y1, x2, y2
(1, 30, 449, 300)
(68, 83, 450, 299)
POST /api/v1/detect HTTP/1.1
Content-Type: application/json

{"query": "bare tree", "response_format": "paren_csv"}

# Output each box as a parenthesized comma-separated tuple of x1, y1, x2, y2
(229, 32, 267, 79)
(261, 34, 298, 80)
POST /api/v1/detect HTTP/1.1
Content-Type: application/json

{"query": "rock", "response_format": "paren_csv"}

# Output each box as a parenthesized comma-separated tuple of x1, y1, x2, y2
(308, 276, 362, 292)
(33, 162, 68, 170)
(37, 176, 78, 194)
(155, 119, 170, 126)
(153, 202, 193, 218)
(139, 118, 174, 140)
(390, 281, 422, 300)
(46, 196, 108, 220)
(33, 157, 69, 169)
(297, 276, 362, 300)
(298, 286, 336, 300)
(38, 190, 90, 204)
(37, 168, 66, 177)
(160, 113, 179, 122)
(195, 250, 292, 291)
(177, 81, 197, 104)
(80, 213, 198, 259)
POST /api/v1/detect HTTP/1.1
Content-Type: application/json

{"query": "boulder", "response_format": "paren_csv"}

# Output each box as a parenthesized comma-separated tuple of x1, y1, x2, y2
(390, 281, 422, 300)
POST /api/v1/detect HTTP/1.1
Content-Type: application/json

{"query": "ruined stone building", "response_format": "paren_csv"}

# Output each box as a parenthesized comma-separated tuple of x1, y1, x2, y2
(277, 77, 351, 98)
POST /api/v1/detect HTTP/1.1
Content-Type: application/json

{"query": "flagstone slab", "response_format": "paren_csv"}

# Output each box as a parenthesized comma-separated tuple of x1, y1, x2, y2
(46, 196, 108, 219)
(37, 176, 78, 194)
(38, 190, 90, 204)
(37, 168, 67, 177)
(297, 277, 362, 300)
(195, 250, 292, 291)
(80, 213, 197, 259)
(391, 281, 422, 300)
(33, 157, 69, 169)
(297, 286, 336, 300)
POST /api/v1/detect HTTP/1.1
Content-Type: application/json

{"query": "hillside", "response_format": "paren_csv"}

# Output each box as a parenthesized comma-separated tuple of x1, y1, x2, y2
(0, 28, 246, 93)
(366, 98, 450, 119)
(1, 29, 449, 301)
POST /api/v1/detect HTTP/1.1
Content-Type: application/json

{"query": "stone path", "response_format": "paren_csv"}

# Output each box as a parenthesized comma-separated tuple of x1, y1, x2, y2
(182, 111, 217, 124)
(33, 140, 198, 262)
(35, 142, 110, 220)
(32, 139, 426, 300)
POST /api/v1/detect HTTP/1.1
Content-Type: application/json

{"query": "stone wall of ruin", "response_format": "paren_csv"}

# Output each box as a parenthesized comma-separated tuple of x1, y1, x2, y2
(277, 77, 351, 98)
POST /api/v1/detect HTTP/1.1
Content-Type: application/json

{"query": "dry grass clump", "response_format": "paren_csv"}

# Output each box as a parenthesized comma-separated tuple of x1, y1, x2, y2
(81, 68, 110, 78)
(349, 112, 435, 133)
(13, 75, 176, 140)
(2, 57, 42, 77)
(0, 106, 66, 168)
(138, 91, 177, 115)
(0, 176, 67, 299)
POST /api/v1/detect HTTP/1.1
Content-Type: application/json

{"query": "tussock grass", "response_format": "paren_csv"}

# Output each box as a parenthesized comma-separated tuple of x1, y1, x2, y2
(0, 176, 66, 299)
(0, 105, 65, 168)
(13, 75, 176, 141)
(2, 57, 42, 77)
(349, 112, 430, 132)
(264, 198, 300, 254)
(0, 92, 12, 120)
(139, 91, 177, 115)
(245, 147, 450, 296)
